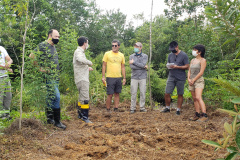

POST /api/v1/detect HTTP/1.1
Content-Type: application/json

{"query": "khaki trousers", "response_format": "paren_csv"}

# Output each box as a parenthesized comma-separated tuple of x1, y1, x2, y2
(130, 79, 146, 111)
(76, 81, 89, 104)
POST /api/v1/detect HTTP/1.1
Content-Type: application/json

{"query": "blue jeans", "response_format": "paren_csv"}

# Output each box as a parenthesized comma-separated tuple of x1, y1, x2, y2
(46, 81, 60, 109)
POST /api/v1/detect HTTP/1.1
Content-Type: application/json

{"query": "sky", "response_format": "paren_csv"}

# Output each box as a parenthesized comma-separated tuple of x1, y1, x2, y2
(94, 0, 168, 27)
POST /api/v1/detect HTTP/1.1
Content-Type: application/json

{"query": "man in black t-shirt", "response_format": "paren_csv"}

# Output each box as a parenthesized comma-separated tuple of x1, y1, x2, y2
(162, 41, 189, 115)
(30, 29, 66, 130)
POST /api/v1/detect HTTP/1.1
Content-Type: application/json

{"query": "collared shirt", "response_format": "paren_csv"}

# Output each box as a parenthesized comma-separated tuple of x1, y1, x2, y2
(167, 51, 189, 81)
(129, 53, 148, 80)
(34, 41, 60, 80)
(34, 41, 59, 71)
(73, 46, 92, 84)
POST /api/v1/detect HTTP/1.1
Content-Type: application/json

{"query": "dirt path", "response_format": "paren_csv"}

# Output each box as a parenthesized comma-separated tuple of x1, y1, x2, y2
(0, 104, 228, 160)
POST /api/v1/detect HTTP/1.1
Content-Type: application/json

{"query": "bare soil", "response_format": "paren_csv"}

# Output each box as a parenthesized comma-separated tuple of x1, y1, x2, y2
(0, 103, 229, 160)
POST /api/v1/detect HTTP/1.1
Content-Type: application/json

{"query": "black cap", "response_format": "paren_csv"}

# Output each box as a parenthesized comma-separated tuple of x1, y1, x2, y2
(169, 41, 178, 50)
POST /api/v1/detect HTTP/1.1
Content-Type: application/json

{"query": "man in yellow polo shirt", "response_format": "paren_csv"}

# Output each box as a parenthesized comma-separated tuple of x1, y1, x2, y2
(102, 39, 126, 112)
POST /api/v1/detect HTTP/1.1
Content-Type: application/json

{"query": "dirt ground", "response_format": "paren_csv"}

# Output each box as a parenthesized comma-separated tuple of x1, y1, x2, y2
(0, 102, 229, 160)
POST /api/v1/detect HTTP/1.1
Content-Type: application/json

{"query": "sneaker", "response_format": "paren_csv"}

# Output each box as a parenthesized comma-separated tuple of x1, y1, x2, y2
(106, 108, 111, 112)
(197, 116, 209, 122)
(161, 108, 170, 113)
(176, 110, 181, 115)
(130, 110, 135, 114)
(114, 108, 118, 112)
(140, 109, 147, 112)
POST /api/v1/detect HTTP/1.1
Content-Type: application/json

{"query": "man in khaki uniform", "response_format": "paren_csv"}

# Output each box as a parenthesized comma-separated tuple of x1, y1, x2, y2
(73, 36, 93, 123)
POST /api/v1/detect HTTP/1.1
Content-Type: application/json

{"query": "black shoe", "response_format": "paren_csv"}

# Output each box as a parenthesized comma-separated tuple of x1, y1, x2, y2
(130, 110, 135, 114)
(54, 121, 67, 129)
(81, 109, 92, 123)
(47, 119, 55, 124)
(176, 110, 181, 115)
(46, 108, 55, 124)
(114, 108, 118, 112)
(140, 109, 147, 112)
(53, 108, 66, 130)
(78, 108, 83, 119)
(161, 108, 170, 113)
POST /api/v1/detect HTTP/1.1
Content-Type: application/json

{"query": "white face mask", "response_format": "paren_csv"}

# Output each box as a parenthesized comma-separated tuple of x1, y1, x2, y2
(85, 44, 89, 50)
(192, 50, 198, 57)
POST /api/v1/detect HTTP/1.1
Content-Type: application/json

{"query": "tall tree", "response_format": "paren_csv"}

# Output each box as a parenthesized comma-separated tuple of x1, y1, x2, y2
(205, 0, 240, 58)
(164, 0, 207, 20)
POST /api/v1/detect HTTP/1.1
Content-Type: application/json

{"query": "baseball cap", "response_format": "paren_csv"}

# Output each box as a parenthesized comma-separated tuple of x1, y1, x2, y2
(169, 41, 178, 50)
(134, 42, 143, 47)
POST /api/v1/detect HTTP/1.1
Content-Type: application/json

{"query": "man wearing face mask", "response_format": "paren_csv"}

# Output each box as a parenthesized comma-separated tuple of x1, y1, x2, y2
(162, 41, 189, 115)
(30, 29, 66, 129)
(73, 36, 93, 123)
(129, 42, 148, 113)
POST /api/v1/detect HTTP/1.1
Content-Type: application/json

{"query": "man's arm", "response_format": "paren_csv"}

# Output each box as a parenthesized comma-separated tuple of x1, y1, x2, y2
(29, 52, 49, 72)
(121, 63, 126, 86)
(171, 64, 189, 70)
(129, 55, 147, 70)
(132, 55, 148, 68)
(5, 55, 13, 68)
(171, 54, 189, 70)
(130, 64, 142, 70)
(75, 51, 92, 66)
(0, 55, 13, 69)
(29, 53, 38, 65)
(102, 61, 107, 83)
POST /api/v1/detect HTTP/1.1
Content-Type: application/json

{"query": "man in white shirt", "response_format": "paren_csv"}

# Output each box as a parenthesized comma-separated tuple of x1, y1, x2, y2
(0, 46, 13, 119)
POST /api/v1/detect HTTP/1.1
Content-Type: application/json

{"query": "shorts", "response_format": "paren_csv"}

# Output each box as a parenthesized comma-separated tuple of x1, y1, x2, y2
(189, 77, 204, 91)
(106, 77, 122, 95)
(165, 76, 186, 95)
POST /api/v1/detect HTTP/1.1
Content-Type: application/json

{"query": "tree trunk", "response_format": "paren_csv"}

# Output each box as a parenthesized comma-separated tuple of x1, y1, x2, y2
(19, 0, 35, 129)
(148, 0, 153, 110)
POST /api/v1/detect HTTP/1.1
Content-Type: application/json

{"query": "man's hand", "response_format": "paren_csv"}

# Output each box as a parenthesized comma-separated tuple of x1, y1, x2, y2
(5, 62, 11, 69)
(7, 68, 13, 73)
(102, 76, 106, 84)
(129, 59, 134, 64)
(170, 65, 178, 69)
(122, 78, 126, 86)
(89, 67, 93, 71)
(144, 65, 148, 69)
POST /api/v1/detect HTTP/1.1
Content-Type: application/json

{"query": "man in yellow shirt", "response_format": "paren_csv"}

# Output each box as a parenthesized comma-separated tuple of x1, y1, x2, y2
(102, 39, 126, 112)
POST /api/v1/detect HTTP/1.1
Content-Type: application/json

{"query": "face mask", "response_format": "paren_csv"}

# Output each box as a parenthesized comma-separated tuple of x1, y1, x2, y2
(192, 50, 198, 57)
(134, 48, 139, 53)
(172, 49, 177, 53)
(86, 44, 89, 50)
(52, 38, 59, 44)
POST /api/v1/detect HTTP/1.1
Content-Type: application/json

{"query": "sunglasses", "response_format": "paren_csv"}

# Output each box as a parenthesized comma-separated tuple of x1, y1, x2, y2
(112, 45, 118, 47)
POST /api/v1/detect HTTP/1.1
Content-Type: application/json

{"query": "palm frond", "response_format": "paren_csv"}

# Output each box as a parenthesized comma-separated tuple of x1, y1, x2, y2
(209, 78, 240, 96)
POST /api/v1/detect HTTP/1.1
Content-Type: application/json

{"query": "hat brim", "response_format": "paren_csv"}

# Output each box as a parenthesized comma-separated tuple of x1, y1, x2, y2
(169, 47, 176, 50)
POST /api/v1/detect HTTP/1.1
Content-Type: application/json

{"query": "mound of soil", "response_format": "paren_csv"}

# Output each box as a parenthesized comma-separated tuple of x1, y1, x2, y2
(0, 104, 228, 160)
(4, 118, 47, 139)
